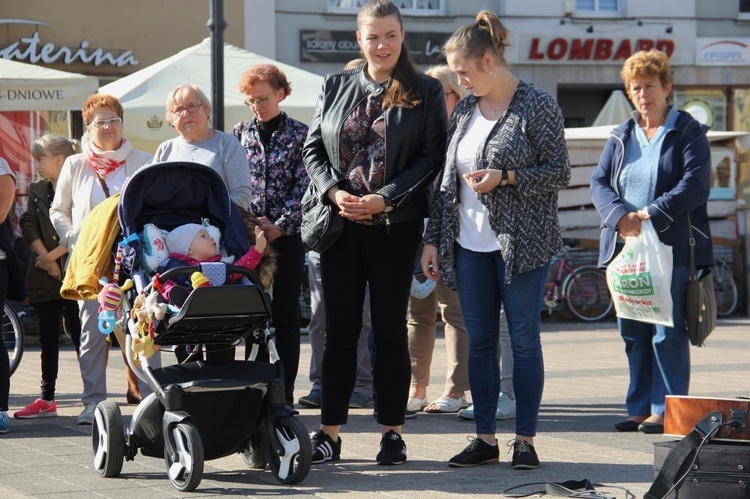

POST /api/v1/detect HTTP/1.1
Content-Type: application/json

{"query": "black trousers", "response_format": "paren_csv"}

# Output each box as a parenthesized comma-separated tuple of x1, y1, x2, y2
(320, 220, 421, 427)
(32, 299, 82, 400)
(245, 234, 305, 405)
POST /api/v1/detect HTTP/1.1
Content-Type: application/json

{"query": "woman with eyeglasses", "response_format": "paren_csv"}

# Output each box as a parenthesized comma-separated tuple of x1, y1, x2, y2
(232, 64, 309, 405)
(153, 84, 253, 212)
(152, 84, 253, 364)
(50, 94, 153, 425)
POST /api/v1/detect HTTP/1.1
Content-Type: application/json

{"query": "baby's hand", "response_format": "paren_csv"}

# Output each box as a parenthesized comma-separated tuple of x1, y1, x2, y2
(254, 226, 267, 253)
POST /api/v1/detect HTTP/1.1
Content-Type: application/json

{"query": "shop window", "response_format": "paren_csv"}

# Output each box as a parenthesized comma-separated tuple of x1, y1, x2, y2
(733, 88, 750, 132)
(0, 110, 68, 226)
(740, 0, 750, 19)
(327, 0, 444, 15)
(576, 0, 620, 13)
(674, 88, 728, 131)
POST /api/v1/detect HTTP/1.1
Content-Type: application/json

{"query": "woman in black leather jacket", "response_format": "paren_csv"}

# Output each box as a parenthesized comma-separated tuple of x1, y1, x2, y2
(303, 0, 446, 467)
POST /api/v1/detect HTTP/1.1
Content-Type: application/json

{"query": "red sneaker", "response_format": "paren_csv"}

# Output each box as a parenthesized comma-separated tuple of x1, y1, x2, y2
(14, 399, 58, 419)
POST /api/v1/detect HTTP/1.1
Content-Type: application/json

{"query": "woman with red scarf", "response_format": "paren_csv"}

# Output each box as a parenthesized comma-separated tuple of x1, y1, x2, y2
(50, 94, 152, 425)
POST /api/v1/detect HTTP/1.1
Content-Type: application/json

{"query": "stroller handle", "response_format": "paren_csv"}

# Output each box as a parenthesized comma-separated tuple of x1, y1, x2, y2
(156, 265, 263, 288)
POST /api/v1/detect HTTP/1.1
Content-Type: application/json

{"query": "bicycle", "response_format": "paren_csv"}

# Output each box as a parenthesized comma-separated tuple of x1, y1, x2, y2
(543, 240, 613, 322)
(713, 256, 739, 318)
(2, 302, 24, 376)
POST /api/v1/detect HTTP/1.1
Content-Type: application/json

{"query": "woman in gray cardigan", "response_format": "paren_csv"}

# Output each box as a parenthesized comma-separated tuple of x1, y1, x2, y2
(421, 10, 570, 470)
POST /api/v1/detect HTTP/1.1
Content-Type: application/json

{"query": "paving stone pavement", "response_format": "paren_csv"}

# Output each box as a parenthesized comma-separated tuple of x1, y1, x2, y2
(1, 317, 747, 498)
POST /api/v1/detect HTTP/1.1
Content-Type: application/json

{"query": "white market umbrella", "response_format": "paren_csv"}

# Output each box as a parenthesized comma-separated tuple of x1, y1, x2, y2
(0, 58, 99, 111)
(99, 38, 324, 153)
(592, 90, 634, 127)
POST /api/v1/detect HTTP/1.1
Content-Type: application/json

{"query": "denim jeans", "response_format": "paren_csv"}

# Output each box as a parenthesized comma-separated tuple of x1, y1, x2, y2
(619, 265, 691, 417)
(455, 244, 549, 437)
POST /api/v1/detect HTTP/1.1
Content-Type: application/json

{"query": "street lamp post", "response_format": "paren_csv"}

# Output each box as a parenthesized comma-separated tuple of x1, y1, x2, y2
(207, 0, 226, 131)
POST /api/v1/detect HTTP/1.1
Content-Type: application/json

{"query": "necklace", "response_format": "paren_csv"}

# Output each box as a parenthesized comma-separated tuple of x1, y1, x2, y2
(483, 84, 516, 119)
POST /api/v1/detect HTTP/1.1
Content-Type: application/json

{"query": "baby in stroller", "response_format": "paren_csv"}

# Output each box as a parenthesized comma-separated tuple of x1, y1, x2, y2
(89, 161, 311, 492)
(157, 222, 267, 307)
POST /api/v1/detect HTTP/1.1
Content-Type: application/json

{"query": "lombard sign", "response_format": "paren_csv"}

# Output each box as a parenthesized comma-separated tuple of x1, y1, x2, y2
(519, 36, 675, 64)
(301, 30, 447, 65)
(0, 19, 138, 67)
(696, 38, 750, 66)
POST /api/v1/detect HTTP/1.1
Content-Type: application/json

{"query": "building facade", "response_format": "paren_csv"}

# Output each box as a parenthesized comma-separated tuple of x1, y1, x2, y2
(259, 0, 750, 130)
(3, 0, 748, 130)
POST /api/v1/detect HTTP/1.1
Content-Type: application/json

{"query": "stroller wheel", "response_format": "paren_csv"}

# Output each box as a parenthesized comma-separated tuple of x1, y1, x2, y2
(164, 422, 204, 492)
(269, 416, 311, 485)
(92, 400, 125, 478)
(242, 429, 268, 469)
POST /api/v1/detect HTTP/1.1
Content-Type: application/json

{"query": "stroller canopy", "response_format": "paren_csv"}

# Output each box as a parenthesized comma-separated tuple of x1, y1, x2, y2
(119, 161, 249, 258)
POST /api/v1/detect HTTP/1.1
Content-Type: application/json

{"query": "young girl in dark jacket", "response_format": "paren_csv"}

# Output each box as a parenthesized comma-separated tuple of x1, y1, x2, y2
(15, 135, 82, 419)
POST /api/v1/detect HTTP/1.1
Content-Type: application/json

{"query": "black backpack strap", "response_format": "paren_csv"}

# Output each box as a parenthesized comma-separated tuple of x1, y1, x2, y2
(644, 410, 724, 499)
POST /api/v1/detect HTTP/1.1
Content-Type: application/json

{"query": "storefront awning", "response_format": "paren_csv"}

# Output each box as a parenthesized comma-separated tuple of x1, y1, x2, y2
(0, 58, 99, 111)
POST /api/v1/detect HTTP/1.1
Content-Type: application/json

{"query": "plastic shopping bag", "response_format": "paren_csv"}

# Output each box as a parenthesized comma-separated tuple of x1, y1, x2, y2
(606, 219, 674, 327)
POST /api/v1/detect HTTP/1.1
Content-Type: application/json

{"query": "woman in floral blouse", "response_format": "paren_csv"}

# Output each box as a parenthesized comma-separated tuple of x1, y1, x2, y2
(233, 64, 309, 405)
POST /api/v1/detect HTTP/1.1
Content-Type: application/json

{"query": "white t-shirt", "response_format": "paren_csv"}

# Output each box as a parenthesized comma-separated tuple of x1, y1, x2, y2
(455, 106, 501, 253)
(0, 158, 16, 260)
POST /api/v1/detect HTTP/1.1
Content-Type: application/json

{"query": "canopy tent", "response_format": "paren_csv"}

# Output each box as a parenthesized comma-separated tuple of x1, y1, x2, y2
(591, 90, 633, 127)
(99, 38, 324, 153)
(0, 58, 99, 111)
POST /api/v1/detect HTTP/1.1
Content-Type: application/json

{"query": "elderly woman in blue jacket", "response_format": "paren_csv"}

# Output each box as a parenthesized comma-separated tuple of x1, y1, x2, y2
(590, 49, 713, 435)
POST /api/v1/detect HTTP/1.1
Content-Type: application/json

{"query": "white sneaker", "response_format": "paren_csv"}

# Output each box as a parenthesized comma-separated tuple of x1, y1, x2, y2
(77, 402, 98, 425)
(458, 393, 516, 421)
(496, 392, 516, 420)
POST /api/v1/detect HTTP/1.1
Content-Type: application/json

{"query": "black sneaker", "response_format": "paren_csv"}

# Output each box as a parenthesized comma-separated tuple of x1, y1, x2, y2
(310, 430, 341, 464)
(448, 437, 499, 467)
(376, 430, 407, 465)
(510, 439, 539, 469)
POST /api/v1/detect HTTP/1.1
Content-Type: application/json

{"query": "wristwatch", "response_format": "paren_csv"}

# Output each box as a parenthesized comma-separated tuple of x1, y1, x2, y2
(499, 170, 509, 186)
(382, 195, 394, 213)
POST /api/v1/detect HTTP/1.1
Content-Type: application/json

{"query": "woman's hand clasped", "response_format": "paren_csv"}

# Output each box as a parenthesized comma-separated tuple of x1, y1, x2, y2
(333, 190, 381, 221)
(463, 169, 502, 193)
(420, 244, 440, 281)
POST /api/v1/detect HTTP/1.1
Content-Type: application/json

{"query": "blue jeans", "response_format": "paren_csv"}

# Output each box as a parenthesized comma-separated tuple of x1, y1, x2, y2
(619, 265, 691, 417)
(455, 244, 549, 437)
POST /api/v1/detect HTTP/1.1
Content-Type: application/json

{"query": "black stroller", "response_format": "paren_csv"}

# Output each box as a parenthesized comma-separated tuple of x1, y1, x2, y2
(90, 162, 311, 491)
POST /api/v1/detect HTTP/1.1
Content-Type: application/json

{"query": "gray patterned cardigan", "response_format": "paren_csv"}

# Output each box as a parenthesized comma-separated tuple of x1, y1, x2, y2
(423, 81, 571, 288)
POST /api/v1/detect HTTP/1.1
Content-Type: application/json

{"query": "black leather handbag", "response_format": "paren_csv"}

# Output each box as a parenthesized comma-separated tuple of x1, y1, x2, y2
(300, 181, 343, 254)
(685, 213, 717, 347)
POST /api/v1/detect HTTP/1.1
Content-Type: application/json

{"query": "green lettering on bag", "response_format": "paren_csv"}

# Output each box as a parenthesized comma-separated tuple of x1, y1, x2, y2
(612, 272, 655, 296)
